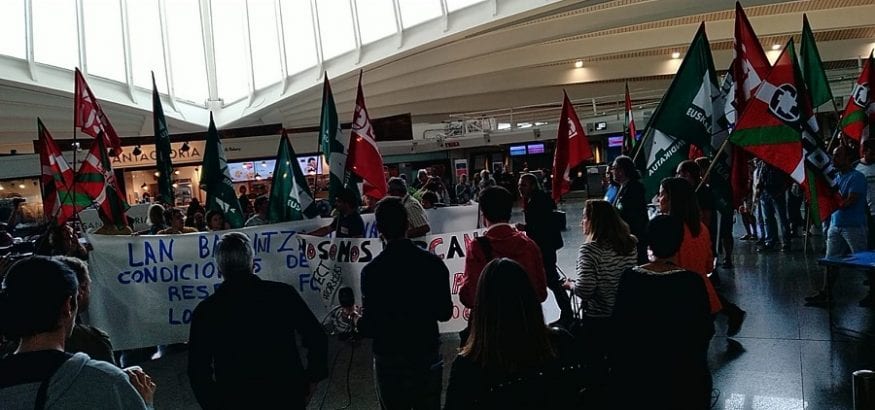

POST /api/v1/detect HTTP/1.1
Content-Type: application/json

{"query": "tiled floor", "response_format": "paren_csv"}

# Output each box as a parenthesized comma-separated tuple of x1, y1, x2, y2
(137, 198, 875, 409)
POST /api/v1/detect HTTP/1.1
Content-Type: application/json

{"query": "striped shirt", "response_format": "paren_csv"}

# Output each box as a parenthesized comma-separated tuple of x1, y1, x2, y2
(574, 241, 637, 318)
(403, 194, 429, 232)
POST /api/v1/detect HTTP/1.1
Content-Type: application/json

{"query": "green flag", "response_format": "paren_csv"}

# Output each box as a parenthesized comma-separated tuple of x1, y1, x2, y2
(269, 131, 318, 222)
(152, 72, 174, 204)
(800, 14, 833, 109)
(639, 24, 725, 199)
(199, 113, 244, 228)
(319, 75, 347, 205)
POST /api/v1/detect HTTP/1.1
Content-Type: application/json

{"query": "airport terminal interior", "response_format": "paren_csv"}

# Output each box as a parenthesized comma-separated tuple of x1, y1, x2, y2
(2, 0, 875, 409)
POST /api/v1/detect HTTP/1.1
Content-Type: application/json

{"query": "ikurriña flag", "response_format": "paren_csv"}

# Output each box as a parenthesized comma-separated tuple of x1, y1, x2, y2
(37, 119, 76, 224)
(551, 91, 592, 202)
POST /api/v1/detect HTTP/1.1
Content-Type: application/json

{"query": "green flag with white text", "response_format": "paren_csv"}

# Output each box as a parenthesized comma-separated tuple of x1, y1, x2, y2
(199, 113, 244, 228)
(640, 24, 725, 200)
(319, 75, 349, 205)
(269, 130, 318, 222)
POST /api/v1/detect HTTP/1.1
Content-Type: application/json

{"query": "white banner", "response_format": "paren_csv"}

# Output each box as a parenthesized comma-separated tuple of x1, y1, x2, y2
(86, 205, 487, 350)
(80, 203, 152, 233)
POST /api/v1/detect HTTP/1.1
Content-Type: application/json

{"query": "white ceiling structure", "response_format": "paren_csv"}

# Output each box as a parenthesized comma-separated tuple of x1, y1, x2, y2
(0, 0, 873, 154)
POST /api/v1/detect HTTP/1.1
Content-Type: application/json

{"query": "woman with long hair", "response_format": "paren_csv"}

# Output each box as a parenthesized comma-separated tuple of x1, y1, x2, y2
(444, 258, 582, 409)
(658, 177, 746, 335)
(611, 215, 714, 409)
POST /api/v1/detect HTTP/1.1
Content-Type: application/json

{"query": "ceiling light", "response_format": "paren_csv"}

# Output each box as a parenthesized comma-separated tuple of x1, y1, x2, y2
(132, 145, 142, 156)
(771, 44, 781, 50)
(172, 183, 178, 188)
(18, 184, 25, 189)
(174, 170, 180, 175)
(140, 183, 148, 190)
(154, 171, 160, 177)
(671, 51, 681, 59)
(0, 185, 5, 190)
(574, 60, 583, 68)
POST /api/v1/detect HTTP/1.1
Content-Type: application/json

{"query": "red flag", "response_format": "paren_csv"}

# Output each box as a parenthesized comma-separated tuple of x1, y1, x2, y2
(551, 92, 592, 202)
(347, 72, 388, 200)
(727, 2, 772, 208)
(37, 119, 75, 224)
(840, 51, 875, 144)
(623, 82, 637, 155)
(74, 68, 123, 156)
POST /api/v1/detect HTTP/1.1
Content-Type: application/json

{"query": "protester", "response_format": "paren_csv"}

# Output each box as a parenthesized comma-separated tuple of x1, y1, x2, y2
(35, 224, 88, 260)
(659, 177, 746, 336)
(0, 256, 154, 409)
(237, 185, 252, 216)
(244, 196, 270, 227)
(478, 170, 496, 192)
(387, 177, 431, 238)
(611, 155, 648, 263)
(806, 145, 871, 307)
(188, 232, 327, 409)
(357, 197, 453, 409)
(93, 212, 134, 236)
(157, 208, 198, 235)
(603, 165, 620, 204)
(855, 139, 875, 248)
(455, 174, 473, 204)
(422, 176, 451, 204)
(53, 256, 116, 365)
(146, 204, 167, 235)
(757, 162, 792, 252)
(205, 210, 228, 232)
(189, 212, 207, 232)
(421, 190, 439, 210)
(186, 198, 206, 223)
(611, 215, 714, 409)
(308, 188, 365, 238)
(444, 258, 583, 409)
(516, 173, 571, 327)
(460, 186, 546, 309)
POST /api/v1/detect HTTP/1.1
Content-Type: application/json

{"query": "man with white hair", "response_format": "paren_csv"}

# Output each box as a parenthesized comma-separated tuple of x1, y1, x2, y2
(187, 232, 327, 409)
(387, 177, 431, 238)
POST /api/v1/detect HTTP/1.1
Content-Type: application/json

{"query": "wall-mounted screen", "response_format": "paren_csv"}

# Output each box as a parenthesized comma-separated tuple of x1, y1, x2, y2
(509, 145, 527, 156)
(526, 143, 545, 154)
(608, 136, 624, 148)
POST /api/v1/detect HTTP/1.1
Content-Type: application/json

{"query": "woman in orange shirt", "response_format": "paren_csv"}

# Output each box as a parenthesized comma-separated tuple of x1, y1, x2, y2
(658, 177, 746, 336)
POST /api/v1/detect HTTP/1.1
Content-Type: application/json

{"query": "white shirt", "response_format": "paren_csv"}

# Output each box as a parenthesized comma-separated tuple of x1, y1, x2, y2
(855, 161, 875, 215)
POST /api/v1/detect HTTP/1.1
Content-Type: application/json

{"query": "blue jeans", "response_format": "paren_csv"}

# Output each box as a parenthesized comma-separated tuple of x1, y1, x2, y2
(760, 191, 790, 246)
(826, 225, 867, 257)
(373, 354, 443, 410)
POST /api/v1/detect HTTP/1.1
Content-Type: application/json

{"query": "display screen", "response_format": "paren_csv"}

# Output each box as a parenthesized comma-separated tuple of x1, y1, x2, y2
(509, 145, 527, 156)
(297, 155, 323, 175)
(608, 136, 624, 148)
(229, 160, 275, 182)
(526, 143, 545, 154)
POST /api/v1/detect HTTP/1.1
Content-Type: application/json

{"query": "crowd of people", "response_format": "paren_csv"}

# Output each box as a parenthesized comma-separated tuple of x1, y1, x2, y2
(3, 142, 874, 409)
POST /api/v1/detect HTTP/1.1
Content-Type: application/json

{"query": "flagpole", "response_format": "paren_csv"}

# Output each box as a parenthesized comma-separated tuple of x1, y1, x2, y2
(696, 134, 733, 192)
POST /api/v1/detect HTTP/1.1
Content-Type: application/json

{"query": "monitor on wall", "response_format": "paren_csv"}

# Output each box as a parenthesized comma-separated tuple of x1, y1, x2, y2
(509, 145, 527, 156)
(526, 143, 545, 154)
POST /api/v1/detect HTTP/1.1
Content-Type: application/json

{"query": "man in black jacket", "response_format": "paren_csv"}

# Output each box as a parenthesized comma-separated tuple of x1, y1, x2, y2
(612, 156, 649, 263)
(516, 173, 572, 326)
(187, 232, 327, 410)
(357, 196, 453, 409)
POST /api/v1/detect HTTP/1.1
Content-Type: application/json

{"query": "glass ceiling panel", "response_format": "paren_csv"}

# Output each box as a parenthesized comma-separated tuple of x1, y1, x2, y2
(128, 0, 167, 92)
(0, 0, 26, 59)
(399, 0, 441, 29)
(83, 0, 126, 81)
(447, 0, 485, 12)
(165, 0, 208, 104)
(33, 0, 79, 70)
(248, 0, 282, 90)
(211, 0, 249, 102)
(356, 0, 396, 45)
(316, 0, 355, 60)
(280, 1, 318, 75)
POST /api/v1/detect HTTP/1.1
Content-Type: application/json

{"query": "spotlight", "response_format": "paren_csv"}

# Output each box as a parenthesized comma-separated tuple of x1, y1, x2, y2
(574, 60, 583, 68)
(174, 170, 180, 175)
(172, 183, 178, 188)
(141, 183, 148, 190)
(154, 171, 160, 177)
(18, 184, 25, 189)
(180, 141, 191, 152)
(671, 51, 681, 59)
(771, 44, 781, 50)
(132, 145, 142, 156)
(0, 185, 4, 190)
